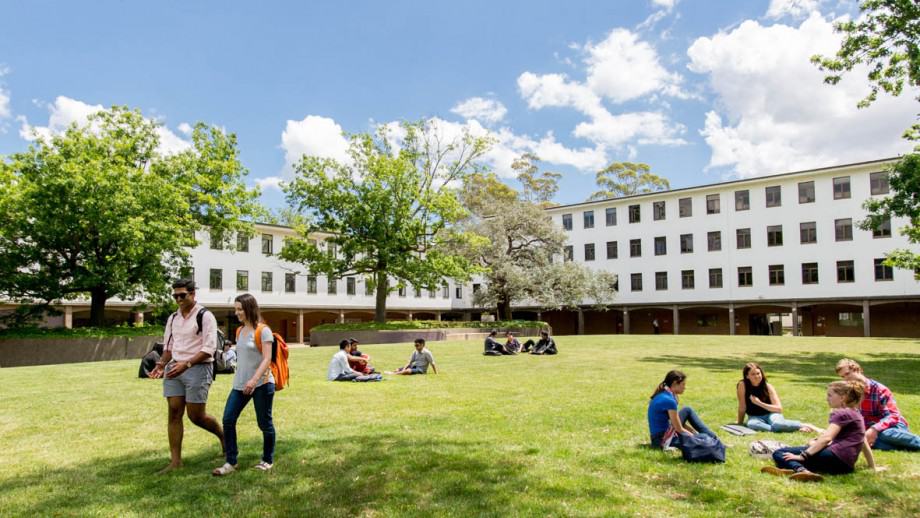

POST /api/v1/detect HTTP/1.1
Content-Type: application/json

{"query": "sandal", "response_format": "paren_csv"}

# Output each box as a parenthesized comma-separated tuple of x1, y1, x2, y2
(212, 463, 237, 476)
(254, 461, 273, 471)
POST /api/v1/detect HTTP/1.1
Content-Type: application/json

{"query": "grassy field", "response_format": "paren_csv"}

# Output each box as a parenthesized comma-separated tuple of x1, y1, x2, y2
(1, 335, 919, 517)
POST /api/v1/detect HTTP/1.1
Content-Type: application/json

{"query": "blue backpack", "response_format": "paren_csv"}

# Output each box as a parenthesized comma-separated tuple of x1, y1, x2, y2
(680, 433, 726, 463)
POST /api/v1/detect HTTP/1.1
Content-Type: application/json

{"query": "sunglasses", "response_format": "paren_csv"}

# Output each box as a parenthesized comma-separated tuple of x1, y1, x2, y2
(171, 292, 192, 300)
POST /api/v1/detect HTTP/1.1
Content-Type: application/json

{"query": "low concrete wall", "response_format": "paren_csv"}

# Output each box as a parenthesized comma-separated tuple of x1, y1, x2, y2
(310, 326, 549, 347)
(0, 335, 160, 368)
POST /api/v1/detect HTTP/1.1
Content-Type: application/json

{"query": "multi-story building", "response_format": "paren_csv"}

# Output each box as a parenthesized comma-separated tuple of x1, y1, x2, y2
(15, 157, 920, 340)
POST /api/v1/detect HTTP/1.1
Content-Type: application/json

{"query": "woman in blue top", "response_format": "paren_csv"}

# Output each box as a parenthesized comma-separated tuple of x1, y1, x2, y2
(647, 370, 717, 449)
(213, 293, 276, 476)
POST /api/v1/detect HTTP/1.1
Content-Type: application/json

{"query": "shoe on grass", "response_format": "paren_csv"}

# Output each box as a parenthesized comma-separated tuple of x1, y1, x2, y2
(790, 470, 823, 482)
(760, 466, 794, 477)
(212, 463, 237, 476)
(254, 461, 273, 471)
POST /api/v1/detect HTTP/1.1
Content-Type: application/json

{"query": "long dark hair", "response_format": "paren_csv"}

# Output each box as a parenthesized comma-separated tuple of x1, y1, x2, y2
(234, 293, 261, 327)
(741, 362, 771, 403)
(651, 370, 686, 399)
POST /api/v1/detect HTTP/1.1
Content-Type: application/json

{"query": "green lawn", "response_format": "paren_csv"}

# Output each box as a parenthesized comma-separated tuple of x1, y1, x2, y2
(1, 335, 919, 517)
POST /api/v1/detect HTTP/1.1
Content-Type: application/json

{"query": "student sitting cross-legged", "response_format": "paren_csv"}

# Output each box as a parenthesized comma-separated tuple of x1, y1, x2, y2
(387, 338, 437, 375)
(737, 362, 817, 433)
(647, 370, 718, 450)
(328, 340, 362, 381)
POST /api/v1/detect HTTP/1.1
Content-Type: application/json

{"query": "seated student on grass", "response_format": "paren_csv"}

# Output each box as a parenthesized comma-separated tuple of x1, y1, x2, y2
(647, 370, 717, 450)
(737, 362, 816, 433)
(763, 380, 881, 482)
(483, 329, 512, 355)
(347, 338, 375, 374)
(387, 338, 438, 375)
(505, 332, 522, 354)
(837, 358, 920, 451)
(522, 329, 557, 355)
(327, 340, 362, 381)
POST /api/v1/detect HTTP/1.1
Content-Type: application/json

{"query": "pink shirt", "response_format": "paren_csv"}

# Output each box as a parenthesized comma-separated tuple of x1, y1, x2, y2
(163, 304, 217, 363)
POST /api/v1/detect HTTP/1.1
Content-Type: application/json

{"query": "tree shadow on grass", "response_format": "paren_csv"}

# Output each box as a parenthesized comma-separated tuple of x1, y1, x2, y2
(1, 433, 569, 517)
(638, 352, 920, 396)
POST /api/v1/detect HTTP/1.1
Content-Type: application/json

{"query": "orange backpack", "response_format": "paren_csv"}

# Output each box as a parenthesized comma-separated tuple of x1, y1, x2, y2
(236, 324, 290, 391)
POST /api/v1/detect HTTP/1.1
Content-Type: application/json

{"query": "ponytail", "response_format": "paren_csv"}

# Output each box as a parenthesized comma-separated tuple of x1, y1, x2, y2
(828, 379, 866, 407)
(651, 370, 686, 399)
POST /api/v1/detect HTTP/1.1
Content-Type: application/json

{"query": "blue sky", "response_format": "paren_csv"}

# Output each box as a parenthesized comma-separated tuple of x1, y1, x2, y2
(0, 0, 916, 210)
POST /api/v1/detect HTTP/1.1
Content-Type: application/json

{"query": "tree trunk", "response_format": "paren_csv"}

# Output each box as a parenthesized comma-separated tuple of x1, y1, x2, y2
(497, 298, 513, 321)
(89, 287, 108, 327)
(374, 270, 389, 323)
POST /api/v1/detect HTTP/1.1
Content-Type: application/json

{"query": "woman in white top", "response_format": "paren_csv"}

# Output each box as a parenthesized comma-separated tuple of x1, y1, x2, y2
(213, 293, 276, 476)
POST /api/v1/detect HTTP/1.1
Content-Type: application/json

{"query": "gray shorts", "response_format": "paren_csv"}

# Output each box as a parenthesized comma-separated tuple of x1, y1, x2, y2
(163, 363, 213, 404)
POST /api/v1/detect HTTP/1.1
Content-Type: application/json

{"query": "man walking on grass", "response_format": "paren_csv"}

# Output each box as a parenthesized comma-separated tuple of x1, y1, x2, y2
(148, 278, 224, 473)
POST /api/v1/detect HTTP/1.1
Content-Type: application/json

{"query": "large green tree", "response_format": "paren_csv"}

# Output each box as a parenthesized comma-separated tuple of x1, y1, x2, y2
(455, 172, 617, 320)
(281, 120, 491, 323)
(511, 152, 561, 206)
(812, 0, 920, 274)
(0, 107, 262, 325)
(588, 161, 670, 201)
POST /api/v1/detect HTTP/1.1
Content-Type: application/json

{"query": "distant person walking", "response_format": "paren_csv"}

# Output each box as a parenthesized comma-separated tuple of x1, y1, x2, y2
(148, 278, 223, 474)
(652, 318, 660, 335)
(213, 293, 277, 476)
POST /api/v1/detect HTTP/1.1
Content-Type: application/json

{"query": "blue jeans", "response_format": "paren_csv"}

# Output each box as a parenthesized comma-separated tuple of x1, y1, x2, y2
(747, 413, 803, 433)
(873, 422, 920, 451)
(772, 446, 852, 474)
(650, 406, 716, 447)
(222, 383, 275, 465)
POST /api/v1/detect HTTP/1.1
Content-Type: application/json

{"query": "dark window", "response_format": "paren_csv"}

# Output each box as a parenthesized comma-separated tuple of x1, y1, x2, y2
(261, 271, 272, 292)
(654, 236, 666, 256)
(655, 271, 668, 291)
(630, 239, 641, 257)
(798, 181, 815, 203)
(472, 283, 480, 294)
(236, 233, 249, 252)
(605, 207, 617, 226)
(261, 234, 273, 255)
(328, 277, 338, 295)
(872, 217, 891, 238)
(800, 222, 817, 244)
(209, 268, 222, 290)
(347, 277, 356, 295)
(870, 172, 889, 195)
(326, 243, 336, 258)
(801, 263, 819, 285)
(583, 210, 594, 229)
(833, 176, 851, 200)
(835, 218, 853, 241)
(563, 245, 573, 262)
(429, 287, 436, 299)
(236, 270, 248, 291)
(837, 260, 855, 283)
(366, 278, 374, 297)
(442, 283, 449, 298)
(709, 268, 723, 288)
(562, 214, 572, 231)
(768, 264, 785, 286)
(707, 231, 721, 252)
(285, 273, 296, 293)
(681, 270, 695, 289)
(874, 258, 893, 281)
(738, 266, 753, 287)
(653, 201, 666, 221)
(455, 286, 463, 298)
(706, 194, 720, 214)
(584, 243, 595, 261)
(735, 190, 750, 211)
(413, 283, 421, 298)
(631, 273, 643, 292)
(679, 197, 692, 217)
(307, 275, 317, 294)
(765, 186, 781, 207)
(210, 230, 224, 251)
(629, 204, 641, 223)
(606, 240, 618, 259)
(680, 233, 693, 254)
(767, 225, 783, 247)
(736, 228, 752, 249)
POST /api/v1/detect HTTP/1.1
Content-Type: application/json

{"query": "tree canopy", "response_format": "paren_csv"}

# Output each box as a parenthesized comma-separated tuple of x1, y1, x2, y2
(588, 161, 670, 201)
(280, 120, 491, 323)
(0, 107, 262, 325)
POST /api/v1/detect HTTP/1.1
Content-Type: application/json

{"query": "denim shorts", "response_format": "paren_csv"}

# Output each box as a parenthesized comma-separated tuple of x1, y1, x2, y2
(163, 363, 213, 404)
(409, 366, 425, 375)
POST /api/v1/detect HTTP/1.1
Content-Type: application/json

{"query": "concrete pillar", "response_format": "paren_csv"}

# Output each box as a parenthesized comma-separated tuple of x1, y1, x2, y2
(338, 310, 345, 324)
(728, 304, 735, 336)
(133, 312, 144, 326)
(863, 299, 871, 337)
(297, 309, 304, 345)
(435, 311, 442, 321)
(577, 308, 585, 335)
(623, 308, 630, 334)
(672, 306, 680, 335)
(408, 312, 413, 321)
(536, 311, 542, 322)
(64, 306, 73, 329)
(791, 303, 799, 336)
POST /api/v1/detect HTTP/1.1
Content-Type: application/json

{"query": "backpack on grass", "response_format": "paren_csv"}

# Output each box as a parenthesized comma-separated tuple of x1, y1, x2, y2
(236, 324, 290, 391)
(679, 433, 726, 463)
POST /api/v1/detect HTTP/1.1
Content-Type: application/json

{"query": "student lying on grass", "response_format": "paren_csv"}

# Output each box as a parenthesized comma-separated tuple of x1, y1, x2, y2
(387, 338, 437, 375)
(737, 362, 818, 433)
(762, 380, 883, 482)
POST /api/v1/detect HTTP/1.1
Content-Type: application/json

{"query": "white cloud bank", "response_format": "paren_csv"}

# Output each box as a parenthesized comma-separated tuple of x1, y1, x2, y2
(687, 12, 916, 178)
(280, 115, 351, 173)
(766, 0, 823, 20)
(450, 97, 507, 125)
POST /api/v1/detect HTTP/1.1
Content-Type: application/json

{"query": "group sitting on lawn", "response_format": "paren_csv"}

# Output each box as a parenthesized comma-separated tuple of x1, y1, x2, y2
(483, 329, 557, 356)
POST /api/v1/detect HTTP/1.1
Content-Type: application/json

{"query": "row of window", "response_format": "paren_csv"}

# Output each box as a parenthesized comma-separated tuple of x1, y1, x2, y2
(561, 172, 890, 230)
(627, 259, 895, 292)
(207, 269, 466, 298)
(209, 233, 341, 259)
(563, 218, 891, 261)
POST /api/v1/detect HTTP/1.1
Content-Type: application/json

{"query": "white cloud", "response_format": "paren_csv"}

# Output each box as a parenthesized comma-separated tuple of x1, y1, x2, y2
(280, 115, 350, 172)
(155, 126, 193, 155)
(651, 0, 677, 9)
(450, 97, 508, 125)
(177, 122, 193, 135)
(585, 29, 687, 103)
(766, 0, 822, 19)
(255, 176, 284, 191)
(688, 12, 916, 178)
